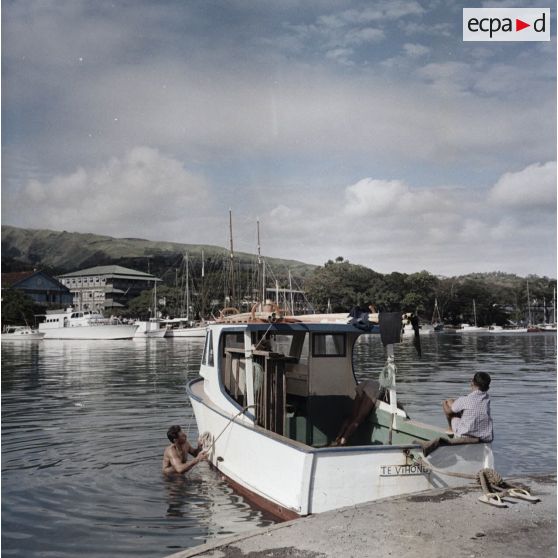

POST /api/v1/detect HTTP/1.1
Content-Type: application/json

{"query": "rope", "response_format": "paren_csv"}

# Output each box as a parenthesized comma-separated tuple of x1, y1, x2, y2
(253, 323, 275, 350)
(407, 452, 537, 506)
(199, 404, 257, 454)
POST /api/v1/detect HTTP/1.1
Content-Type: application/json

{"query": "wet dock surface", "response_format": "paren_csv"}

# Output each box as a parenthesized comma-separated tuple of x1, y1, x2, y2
(166, 474, 556, 558)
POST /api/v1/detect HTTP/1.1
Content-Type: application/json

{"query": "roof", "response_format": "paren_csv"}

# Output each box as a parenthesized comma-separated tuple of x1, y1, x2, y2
(2, 270, 70, 291)
(2, 271, 36, 287)
(58, 265, 160, 281)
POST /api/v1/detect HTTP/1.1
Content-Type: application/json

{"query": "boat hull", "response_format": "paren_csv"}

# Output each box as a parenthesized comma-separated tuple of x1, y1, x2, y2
(166, 327, 207, 338)
(1, 332, 44, 341)
(40, 325, 137, 340)
(133, 321, 167, 338)
(188, 378, 493, 517)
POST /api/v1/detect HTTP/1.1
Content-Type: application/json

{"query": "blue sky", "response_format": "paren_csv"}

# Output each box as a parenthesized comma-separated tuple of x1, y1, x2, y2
(2, 0, 556, 276)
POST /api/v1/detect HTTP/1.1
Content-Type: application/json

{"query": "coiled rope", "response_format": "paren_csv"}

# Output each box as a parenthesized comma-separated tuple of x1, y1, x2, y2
(407, 452, 538, 507)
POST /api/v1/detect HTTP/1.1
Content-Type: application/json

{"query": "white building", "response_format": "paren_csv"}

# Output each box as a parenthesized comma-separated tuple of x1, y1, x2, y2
(57, 265, 160, 312)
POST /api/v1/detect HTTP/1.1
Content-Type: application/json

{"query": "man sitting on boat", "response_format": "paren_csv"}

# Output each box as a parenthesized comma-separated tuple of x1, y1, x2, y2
(442, 373, 493, 442)
(162, 425, 207, 475)
(333, 379, 380, 446)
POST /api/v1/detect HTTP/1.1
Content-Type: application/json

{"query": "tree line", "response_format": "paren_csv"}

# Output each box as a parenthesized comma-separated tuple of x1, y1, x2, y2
(303, 258, 556, 326)
(2, 256, 555, 327)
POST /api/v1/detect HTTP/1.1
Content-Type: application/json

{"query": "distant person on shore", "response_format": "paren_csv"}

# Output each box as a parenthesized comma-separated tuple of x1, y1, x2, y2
(333, 379, 380, 446)
(442, 372, 493, 442)
(162, 425, 207, 475)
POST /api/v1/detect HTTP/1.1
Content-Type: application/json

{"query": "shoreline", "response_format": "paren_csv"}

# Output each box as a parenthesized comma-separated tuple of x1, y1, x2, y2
(165, 474, 556, 558)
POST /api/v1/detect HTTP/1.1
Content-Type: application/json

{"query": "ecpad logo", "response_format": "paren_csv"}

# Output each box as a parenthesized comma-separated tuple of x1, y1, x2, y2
(463, 8, 550, 41)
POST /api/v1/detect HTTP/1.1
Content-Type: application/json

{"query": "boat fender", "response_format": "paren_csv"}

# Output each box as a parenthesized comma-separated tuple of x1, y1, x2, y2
(199, 431, 214, 452)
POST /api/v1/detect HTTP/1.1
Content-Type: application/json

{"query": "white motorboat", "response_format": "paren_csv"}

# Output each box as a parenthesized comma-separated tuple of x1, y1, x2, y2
(187, 312, 493, 519)
(1, 325, 45, 341)
(38, 309, 137, 340)
(133, 319, 167, 338)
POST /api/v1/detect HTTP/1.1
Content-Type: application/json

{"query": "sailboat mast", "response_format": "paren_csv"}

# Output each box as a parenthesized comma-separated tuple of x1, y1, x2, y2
(229, 209, 236, 308)
(257, 219, 265, 304)
(186, 253, 190, 321)
(153, 277, 157, 319)
(473, 299, 477, 327)
(554, 287, 557, 324)
(526, 281, 532, 325)
(200, 250, 205, 320)
(289, 269, 294, 315)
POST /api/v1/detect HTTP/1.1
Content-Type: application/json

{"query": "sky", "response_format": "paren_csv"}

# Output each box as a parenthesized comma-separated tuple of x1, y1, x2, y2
(2, 0, 556, 277)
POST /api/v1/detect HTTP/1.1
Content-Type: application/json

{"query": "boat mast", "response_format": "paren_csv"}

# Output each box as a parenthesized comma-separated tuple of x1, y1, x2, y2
(200, 249, 205, 320)
(289, 269, 294, 315)
(228, 209, 236, 308)
(473, 299, 477, 327)
(186, 253, 190, 321)
(554, 287, 557, 325)
(153, 276, 157, 319)
(526, 281, 532, 325)
(257, 219, 265, 305)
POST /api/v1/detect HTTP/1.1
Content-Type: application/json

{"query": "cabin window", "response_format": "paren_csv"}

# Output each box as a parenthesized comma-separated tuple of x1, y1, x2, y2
(202, 330, 214, 366)
(312, 333, 346, 357)
(251, 331, 307, 359)
(221, 332, 244, 355)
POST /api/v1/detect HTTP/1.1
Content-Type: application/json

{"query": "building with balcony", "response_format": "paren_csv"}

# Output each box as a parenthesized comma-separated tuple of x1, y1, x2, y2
(57, 265, 161, 312)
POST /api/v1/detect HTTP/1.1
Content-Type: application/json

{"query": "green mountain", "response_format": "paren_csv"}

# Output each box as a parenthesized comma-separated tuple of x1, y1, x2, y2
(1, 225, 316, 281)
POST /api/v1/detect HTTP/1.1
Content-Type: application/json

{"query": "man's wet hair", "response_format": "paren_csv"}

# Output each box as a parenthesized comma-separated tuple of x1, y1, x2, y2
(473, 372, 491, 392)
(167, 425, 182, 443)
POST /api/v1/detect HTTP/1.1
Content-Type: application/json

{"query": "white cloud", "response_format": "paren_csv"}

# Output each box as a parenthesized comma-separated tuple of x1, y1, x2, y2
(6, 147, 209, 240)
(489, 161, 556, 208)
(260, 170, 555, 276)
(344, 178, 407, 216)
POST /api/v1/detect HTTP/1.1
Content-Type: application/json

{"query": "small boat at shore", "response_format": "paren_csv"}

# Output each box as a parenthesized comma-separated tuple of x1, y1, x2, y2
(187, 309, 493, 519)
(1, 325, 45, 341)
(38, 308, 137, 340)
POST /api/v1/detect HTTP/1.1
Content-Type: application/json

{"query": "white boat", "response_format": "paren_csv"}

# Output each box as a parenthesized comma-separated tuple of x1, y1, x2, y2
(1, 325, 45, 341)
(133, 319, 167, 338)
(456, 300, 488, 332)
(162, 318, 207, 338)
(456, 324, 489, 333)
(487, 325, 528, 334)
(38, 308, 137, 340)
(401, 322, 434, 337)
(187, 313, 493, 519)
(133, 275, 168, 338)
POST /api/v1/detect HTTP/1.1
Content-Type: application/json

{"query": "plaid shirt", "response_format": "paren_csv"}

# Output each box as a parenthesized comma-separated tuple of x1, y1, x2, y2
(451, 389, 493, 442)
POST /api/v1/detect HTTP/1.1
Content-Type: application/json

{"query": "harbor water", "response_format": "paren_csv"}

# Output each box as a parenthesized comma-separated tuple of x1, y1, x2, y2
(2, 333, 556, 557)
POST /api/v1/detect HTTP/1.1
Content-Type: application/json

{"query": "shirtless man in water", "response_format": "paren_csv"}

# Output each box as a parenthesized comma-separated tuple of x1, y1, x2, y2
(162, 425, 208, 475)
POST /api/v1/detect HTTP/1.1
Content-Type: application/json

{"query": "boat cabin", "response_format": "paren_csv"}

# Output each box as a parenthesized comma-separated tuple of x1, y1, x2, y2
(200, 322, 410, 448)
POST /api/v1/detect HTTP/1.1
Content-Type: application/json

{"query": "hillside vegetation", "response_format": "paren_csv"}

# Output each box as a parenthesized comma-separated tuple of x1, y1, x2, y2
(1, 225, 315, 279)
(2, 225, 555, 326)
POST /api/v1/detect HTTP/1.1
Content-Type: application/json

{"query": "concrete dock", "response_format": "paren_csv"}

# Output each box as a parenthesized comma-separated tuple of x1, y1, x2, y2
(166, 474, 556, 558)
